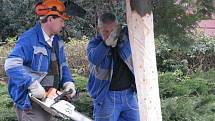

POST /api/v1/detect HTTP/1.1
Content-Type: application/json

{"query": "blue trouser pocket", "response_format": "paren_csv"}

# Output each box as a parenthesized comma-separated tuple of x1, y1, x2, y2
(94, 94, 115, 120)
(125, 92, 139, 110)
(94, 89, 140, 121)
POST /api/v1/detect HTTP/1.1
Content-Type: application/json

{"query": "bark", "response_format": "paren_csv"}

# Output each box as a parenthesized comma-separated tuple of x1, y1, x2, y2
(126, 0, 162, 121)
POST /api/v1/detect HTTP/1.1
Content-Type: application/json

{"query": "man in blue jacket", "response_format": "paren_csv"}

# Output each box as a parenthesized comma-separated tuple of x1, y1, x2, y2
(87, 13, 140, 121)
(4, 0, 76, 121)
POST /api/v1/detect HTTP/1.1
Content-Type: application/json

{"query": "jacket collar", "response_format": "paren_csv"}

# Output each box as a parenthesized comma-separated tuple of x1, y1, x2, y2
(41, 27, 54, 47)
(95, 33, 104, 41)
(33, 22, 53, 47)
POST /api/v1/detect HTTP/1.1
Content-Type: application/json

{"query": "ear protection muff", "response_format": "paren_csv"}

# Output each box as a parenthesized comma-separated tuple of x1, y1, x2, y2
(35, 2, 50, 16)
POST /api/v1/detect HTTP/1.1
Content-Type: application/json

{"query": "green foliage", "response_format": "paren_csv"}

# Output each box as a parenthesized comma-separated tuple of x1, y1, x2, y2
(0, 84, 16, 121)
(159, 70, 210, 99)
(0, 0, 37, 41)
(160, 69, 215, 121)
(191, 69, 215, 82)
(162, 97, 200, 121)
(159, 71, 189, 98)
(191, 69, 215, 95)
(73, 73, 88, 91)
(155, 34, 192, 73)
(72, 93, 92, 117)
(156, 38, 188, 73)
(156, 35, 215, 73)
(162, 95, 215, 121)
(154, 0, 214, 47)
(186, 36, 215, 71)
(72, 73, 92, 117)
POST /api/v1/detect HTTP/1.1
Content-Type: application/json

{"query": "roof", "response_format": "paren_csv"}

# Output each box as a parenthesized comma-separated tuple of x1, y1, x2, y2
(198, 19, 215, 29)
(197, 15, 215, 36)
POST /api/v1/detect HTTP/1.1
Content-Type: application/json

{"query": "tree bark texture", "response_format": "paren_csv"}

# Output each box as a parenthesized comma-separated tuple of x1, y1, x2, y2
(126, 0, 162, 121)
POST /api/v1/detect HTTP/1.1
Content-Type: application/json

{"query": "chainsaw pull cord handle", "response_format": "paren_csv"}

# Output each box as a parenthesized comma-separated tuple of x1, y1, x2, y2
(54, 89, 73, 102)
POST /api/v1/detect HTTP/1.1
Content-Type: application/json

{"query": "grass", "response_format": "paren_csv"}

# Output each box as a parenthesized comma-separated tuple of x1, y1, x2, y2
(0, 84, 17, 121)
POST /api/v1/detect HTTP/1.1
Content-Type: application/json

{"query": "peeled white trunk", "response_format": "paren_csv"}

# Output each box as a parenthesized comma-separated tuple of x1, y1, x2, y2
(126, 0, 162, 121)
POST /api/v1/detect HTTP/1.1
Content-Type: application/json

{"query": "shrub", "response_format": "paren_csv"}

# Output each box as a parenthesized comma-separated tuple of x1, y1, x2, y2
(0, 38, 15, 82)
(159, 71, 190, 98)
(159, 69, 212, 99)
(65, 37, 89, 77)
(162, 95, 215, 121)
(156, 35, 215, 73)
(71, 73, 92, 118)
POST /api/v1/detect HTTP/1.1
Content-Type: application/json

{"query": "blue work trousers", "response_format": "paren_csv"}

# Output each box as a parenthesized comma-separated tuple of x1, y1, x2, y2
(93, 88, 140, 121)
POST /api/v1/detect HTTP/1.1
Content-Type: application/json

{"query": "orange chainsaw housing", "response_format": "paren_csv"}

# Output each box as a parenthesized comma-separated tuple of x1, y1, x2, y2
(45, 88, 62, 99)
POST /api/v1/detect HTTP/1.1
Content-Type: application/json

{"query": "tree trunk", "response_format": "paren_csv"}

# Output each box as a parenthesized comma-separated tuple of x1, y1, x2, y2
(125, 0, 162, 121)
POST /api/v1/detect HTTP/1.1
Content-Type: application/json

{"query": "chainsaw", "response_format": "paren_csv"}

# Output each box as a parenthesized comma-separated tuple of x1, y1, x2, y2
(29, 88, 92, 121)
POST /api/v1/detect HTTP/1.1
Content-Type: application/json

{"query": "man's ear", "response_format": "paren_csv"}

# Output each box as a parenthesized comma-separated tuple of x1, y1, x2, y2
(47, 16, 52, 22)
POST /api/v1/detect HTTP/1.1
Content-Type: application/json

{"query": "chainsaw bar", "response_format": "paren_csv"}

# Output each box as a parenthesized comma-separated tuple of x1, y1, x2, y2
(29, 94, 92, 121)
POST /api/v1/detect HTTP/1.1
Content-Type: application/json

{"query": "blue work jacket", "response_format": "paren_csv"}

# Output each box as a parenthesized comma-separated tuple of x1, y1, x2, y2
(86, 27, 134, 104)
(4, 22, 73, 110)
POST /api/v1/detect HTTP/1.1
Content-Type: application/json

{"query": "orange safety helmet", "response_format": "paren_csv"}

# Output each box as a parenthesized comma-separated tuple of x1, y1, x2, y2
(35, 0, 70, 20)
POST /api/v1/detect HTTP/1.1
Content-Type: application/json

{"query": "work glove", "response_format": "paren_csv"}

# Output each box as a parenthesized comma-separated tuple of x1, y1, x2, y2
(28, 80, 46, 99)
(104, 25, 122, 47)
(63, 82, 76, 98)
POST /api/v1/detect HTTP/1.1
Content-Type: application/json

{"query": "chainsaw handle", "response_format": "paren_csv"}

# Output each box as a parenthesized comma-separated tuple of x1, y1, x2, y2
(54, 89, 73, 102)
